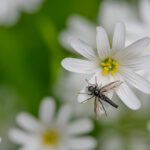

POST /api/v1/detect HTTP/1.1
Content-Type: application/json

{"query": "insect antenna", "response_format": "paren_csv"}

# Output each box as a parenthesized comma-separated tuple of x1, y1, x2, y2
(78, 92, 90, 95)
(85, 79, 96, 86)
(95, 76, 98, 86)
(98, 98, 107, 116)
(85, 79, 91, 85)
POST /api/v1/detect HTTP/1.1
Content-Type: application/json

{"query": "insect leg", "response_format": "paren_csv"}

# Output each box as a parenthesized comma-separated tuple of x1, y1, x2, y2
(78, 92, 91, 95)
(94, 97, 97, 119)
(98, 98, 107, 116)
(85, 79, 96, 86)
(95, 76, 98, 87)
(85, 79, 91, 85)
(80, 95, 95, 103)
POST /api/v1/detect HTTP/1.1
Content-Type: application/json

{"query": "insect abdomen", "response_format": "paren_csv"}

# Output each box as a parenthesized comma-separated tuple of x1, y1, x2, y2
(99, 94, 118, 108)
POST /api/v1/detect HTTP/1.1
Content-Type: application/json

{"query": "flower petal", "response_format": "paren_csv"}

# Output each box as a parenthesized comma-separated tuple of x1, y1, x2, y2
(115, 80, 141, 110)
(120, 37, 150, 58)
(71, 39, 96, 59)
(61, 58, 96, 74)
(9, 129, 31, 145)
(16, 113, 41, 132)
(140, 0, 150, 24)
(124, 55, 150, 71)
(39, 97, 55, 124)
(57, 105, 71, 126)
(96, 27, 110, 59)
(68, 137, 96, 149)
(121, 69, 150, 94)
(67, 118, 93, 135)
(112, 22, 125, 52)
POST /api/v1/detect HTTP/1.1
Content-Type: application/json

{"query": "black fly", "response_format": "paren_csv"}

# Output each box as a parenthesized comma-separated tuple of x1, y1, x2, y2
(79, 78, 123, 119)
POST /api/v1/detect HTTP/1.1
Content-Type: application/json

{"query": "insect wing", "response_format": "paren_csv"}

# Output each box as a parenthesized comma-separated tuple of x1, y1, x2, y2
(100, 80, 123, 93)
(94, 98, 109, 119)
(94, 98, 101, 120)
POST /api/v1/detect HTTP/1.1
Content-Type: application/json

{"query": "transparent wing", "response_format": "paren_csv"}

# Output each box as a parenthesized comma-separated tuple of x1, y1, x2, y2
(94, 98, 101, 120)
(94, 98, 109, 119)
(100, 80, 123, 93)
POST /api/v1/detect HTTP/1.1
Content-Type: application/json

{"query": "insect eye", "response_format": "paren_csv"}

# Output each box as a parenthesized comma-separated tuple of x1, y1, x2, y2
(88, 86, 94, 91)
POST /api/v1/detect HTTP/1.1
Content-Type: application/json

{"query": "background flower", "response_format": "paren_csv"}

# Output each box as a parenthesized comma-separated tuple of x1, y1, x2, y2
(59, 0, 136, 51)
(9, 97, 96, 150)
(0, 0, 43, 26)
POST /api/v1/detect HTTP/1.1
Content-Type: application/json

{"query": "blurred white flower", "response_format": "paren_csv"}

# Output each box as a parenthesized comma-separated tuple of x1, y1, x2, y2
(130, 135, 150, 150)
(9, 97, 96, 150)
(61, 22, 150, 110)
(59, 1, 135, 50)
(123, 0, 150, 46)
(0, 0, 43, 26)
(99, 0, 135, 39)
(99, 131, 123, 150)
(99, 130, 150, 150)
(59, 15, 96, 50)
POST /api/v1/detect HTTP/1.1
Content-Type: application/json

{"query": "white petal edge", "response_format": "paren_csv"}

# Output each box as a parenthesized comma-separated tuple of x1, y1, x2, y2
(119, 37, 150, 58)
(61, 58, 96, 74)
(115, 78, 141, 110)
(96, 26, 110, 59)
(57, 104, 71, 126)
(68, 137, 97, 150)
(39, 97, 55, 124)
(67, 118, 93, 135)
(16, 113, 41, 132)
(112, 22, 125, 52)
(121, 69, 150, 94)
(71, 39, 96, 59)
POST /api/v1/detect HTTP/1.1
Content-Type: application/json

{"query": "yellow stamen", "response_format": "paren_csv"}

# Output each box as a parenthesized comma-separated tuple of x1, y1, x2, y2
(104, 70, 108, 75)
(104, 67, 109, 71)
(101, 62, 106, 66)
(108, 58, 112, 63)
(42, 130, 58, 146)
(100, 57, 119, 76)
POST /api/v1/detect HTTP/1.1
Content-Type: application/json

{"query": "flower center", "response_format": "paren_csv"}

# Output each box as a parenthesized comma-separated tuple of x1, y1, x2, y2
(42, 130, 58, 146)
(100, 57, 118, 76)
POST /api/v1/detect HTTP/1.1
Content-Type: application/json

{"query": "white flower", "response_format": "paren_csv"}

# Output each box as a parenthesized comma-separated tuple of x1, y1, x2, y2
(61, 22, 150, 110)
(99, 130, 150, 150)
(59, 1, 135, 50)
(59, 15, 96, 50)
(9, 97, 96, 150)
(124, 0, 150, 45)
(0, 0, 43, 26)
(99, 0, 135, 39)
